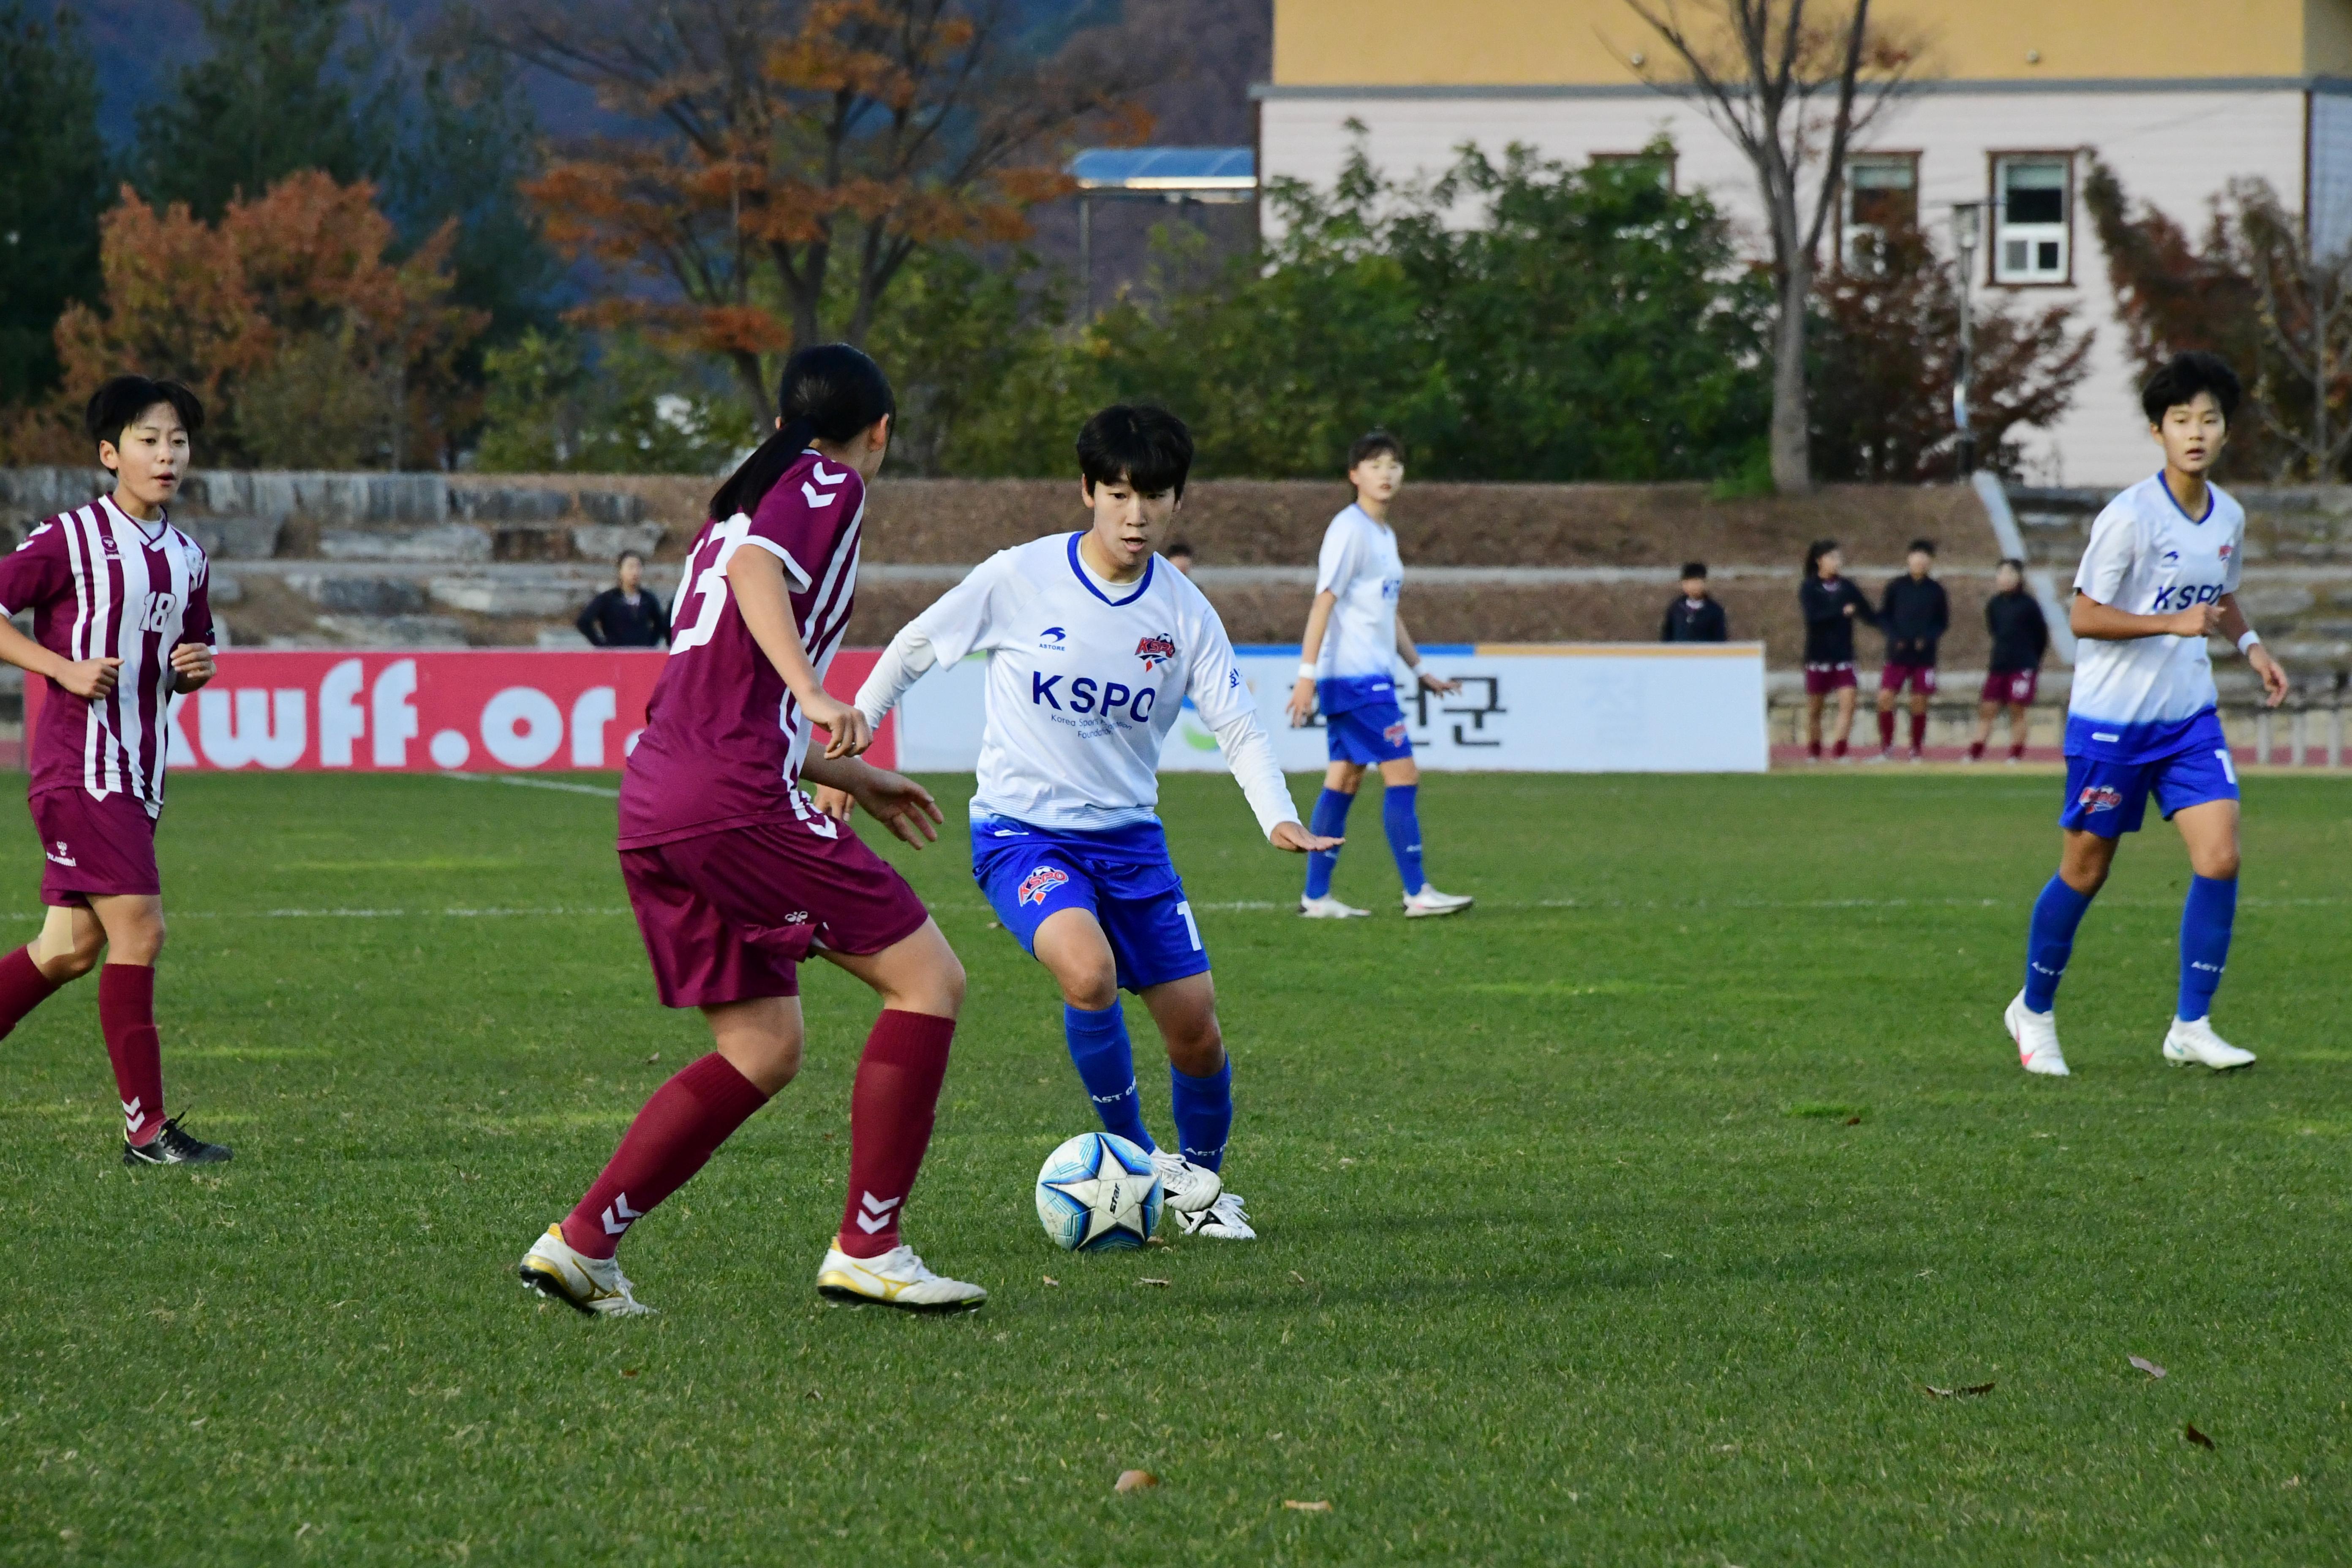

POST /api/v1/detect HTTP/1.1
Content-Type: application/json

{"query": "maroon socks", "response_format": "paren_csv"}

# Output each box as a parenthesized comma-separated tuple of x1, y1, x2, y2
(838, 1010, 956, 1258)
(1969, 740, 1987, 760)
(1877, 710, 1897, 750)
(1909, 712, 1928, 754)
(0, 945, 64, 1040)
(98, 964, 165, 1146)
(561, 1053, 769, 1259)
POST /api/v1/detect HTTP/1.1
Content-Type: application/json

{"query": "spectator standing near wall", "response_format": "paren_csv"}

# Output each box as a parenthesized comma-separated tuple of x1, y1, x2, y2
(1874, 539, 1949, 763)
(1660, 562, 1728, 642)
(1799, 539, 1875, 762)
(577, 550, 671, 648)
(1968, 558, 2050, 763)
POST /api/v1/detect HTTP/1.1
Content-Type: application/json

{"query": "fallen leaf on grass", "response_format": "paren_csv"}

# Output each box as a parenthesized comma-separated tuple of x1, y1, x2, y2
(2285, 1474, 2302, 1488)
(1041, 1276, 1059, 1287)
(1925, 1382, 1995, 1398)
(2129, 1356, 2167, 1380)
(1844, 1116, 1862, 1126)
(2185, 1422, 2216, 1450)
(1145, 1235, 1171, 1248)
(803, 1388, 821, 1401)
(1138, 1277, 1172, 1288)
(1114, 1470, 1158, 1493)
(643, 1053, 659, 1064)
(621, 1369, 639, 1379)
(1289, 1271, 1310, 1286)
(1284, 1499, 1334, 1513)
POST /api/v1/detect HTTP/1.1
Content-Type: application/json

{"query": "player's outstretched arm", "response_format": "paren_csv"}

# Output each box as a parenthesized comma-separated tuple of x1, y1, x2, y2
(853, 623, 940, 730)
(799, 754, 945, 849)
(2216, 593, 2290, 707)
(0, 616, 116, 700)
(2070, 590, 2221, 643)
(726, 545, 870, 759)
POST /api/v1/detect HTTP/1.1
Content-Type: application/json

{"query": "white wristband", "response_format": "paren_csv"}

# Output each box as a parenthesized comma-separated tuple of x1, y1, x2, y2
(2237, 630, 2262, 655)
(1298, 662, 1317, 681)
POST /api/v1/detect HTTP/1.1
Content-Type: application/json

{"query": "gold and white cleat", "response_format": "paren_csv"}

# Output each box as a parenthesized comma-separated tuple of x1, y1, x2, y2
(518, 1224, 656, 1316)
(1401, 884, 1473, 919)
(817, 1243, 987, 1312)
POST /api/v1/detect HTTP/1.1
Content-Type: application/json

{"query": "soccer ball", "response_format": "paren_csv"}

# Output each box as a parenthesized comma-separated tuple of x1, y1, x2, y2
(1034, 1132, 1163, 1252)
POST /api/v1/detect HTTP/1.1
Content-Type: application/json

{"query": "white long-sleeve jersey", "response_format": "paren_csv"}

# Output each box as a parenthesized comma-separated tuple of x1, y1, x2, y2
(855, 534, 1301, 838)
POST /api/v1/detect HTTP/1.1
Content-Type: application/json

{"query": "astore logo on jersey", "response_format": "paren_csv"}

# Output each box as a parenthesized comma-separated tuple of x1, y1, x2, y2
(1017, 866, 1069, 906)
(2077, 785, 2123, 814)
(1037, 626, 1067, 651)
(1135, 633, 1177, 670)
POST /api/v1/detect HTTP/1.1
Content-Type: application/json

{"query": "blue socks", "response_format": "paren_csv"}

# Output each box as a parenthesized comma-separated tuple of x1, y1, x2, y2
(1063, 1002, 1153, 1151)
(1169, 1057, 1233, 1172)
(2023, 874, 2095, 1013)
(1383, 784, 1426, 894)
(2178, 874, 2237, 1021)
(1303, 787, 1353, 900)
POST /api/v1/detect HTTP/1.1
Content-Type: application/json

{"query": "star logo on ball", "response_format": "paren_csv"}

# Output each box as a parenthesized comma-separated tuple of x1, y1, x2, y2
(1041, 1135, 1154, 1248)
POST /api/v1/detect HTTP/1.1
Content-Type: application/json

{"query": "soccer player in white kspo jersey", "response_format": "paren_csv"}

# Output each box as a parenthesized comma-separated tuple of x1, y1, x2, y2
(0, 376, 226, 1165)
(2005, 352, 2289, 1077)
(857, 406, 1335, 1241)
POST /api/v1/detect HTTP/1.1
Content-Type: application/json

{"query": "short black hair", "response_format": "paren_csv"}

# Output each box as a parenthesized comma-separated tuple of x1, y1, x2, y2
(616, 549, 644, 568)
(85, 376, 204, 451)
(1348, 430, 1404, 469)
(1164, 540, 1195, 558)
(1680, 561, 1707, 580)
(1803, 538, 1840, 577)
(1998, 555, 2025, 574)
(2141, 351, 2241, 424)
(1077, 405, 1193, 499)
(1908, 538, 1936, 556)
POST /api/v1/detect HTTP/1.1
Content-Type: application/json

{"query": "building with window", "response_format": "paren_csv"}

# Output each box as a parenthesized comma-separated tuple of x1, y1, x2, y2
(1256, 0, 2352, 482)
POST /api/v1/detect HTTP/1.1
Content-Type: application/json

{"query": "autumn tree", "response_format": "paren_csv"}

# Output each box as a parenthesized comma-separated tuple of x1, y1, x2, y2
(46, 172, 485, 467)
(0, 2, 107, 406)
(1624, 0, 1918, 493)
(471, 0, 1149, 418)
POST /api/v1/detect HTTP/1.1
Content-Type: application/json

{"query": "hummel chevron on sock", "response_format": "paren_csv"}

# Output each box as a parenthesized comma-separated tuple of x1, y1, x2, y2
(1878, 709, 1897, 750)
(1169, 1056, 1233, 1173)
(1382, 784, 1426, 894)
(2177, 874, 2237, 1022)
(1909, 711, 1928, 753)
(1064, 1002, 1153, 1152)
(1303, 787, 1354, 900)
(2023, 874, 2096, 1013)
(838, 1009, 955, 1259)
(0, 945, 65, 1040)
(98, 964, 165, 1146)
(562, 1052, 768, 1260)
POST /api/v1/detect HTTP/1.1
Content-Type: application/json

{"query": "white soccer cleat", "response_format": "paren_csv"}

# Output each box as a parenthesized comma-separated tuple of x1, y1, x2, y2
(2004, 990, 2069, 1077)
(1149, 1149, 1223, 1215)
(518, 1224, 656, 1317)
(2163, 1016, 2256, 1071)
(817, 1243, 987, 1312)
(1174, 1191, 1256, 1241)
(1402, 885, 1473, 918)
(1298, 894, 1371, 919)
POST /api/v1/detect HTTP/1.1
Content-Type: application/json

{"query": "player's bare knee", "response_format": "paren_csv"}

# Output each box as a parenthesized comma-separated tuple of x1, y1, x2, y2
(1058, 964, 1117, 1012)
(1167, 1016, 1224, 1077)
(2193, 846, 2241, 881)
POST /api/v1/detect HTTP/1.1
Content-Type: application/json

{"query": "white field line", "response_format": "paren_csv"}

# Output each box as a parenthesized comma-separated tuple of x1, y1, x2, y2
(442, 772, 621, 799)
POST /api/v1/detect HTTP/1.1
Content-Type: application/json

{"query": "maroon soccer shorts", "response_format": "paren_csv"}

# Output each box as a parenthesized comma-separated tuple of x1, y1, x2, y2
(1980, 669, 2039, 706)
(619, 815, 932, 1008)
(30, 787, 161, 906)
(1878, 662, 1938, 695)
(1802, 662, 1858, 696)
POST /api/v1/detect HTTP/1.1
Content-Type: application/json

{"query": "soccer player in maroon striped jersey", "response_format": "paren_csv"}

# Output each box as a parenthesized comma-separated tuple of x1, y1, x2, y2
(0, 376, 227, 1165)
(517, 344, 983, 1316)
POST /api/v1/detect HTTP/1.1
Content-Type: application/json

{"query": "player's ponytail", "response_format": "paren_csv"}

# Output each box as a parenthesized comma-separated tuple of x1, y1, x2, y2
(709, 343, 897, 521)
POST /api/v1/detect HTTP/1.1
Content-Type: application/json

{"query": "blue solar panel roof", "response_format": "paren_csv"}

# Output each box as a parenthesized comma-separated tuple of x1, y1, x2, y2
(1069, 147, 1256, 191)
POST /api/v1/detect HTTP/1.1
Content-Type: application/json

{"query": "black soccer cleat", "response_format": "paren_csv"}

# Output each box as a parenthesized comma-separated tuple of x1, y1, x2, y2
(122, 1113, 232, 1167)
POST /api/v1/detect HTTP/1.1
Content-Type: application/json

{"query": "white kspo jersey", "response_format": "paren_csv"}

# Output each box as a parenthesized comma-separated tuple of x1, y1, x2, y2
(2068, 473, 2245, 738)
(1314, 504, 1405, 681)
(854, 534, 1300, 836)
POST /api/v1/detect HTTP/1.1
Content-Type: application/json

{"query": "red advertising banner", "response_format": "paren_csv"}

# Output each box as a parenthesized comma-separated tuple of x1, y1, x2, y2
(24, 648, 893, 773)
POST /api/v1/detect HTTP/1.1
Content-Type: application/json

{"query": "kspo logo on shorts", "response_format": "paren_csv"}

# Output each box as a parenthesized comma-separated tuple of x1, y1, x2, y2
(2149, 583, 2223, 611)
(1031, 672, 1159, 723)
(1383, 721, 1407, 745)
(1017, 866, 1070, 906)
(2077, 785, 2124, 814)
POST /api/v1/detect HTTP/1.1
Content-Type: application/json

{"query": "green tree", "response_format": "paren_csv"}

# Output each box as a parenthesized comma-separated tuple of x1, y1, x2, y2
(474, 328, 740, 475)
(0, 2, 106, 405)
(131, 0, 371, 220)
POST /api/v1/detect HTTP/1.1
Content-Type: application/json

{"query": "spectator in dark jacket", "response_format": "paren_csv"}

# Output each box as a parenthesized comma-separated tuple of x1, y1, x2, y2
(1968, 557, 2050, 763)
(576, 550, 670, 648)
(1661, 561, 1729, 642)
(1800, 539, 1876, 760)
(1873, 538, 1949, 761)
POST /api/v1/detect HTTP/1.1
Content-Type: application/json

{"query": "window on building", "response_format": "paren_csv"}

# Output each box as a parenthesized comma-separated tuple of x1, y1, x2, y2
(1993, 155, 2071, 283)
(1840, 154, 1918, 272)
(1590, 150, 1677, 190)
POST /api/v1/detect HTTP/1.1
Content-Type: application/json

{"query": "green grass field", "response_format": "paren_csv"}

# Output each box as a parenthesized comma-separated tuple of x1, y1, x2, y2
(3, 768, 2349, 1565)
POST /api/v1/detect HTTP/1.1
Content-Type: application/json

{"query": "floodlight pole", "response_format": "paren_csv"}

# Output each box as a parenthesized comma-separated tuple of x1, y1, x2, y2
(1951, 201, 1983, 476)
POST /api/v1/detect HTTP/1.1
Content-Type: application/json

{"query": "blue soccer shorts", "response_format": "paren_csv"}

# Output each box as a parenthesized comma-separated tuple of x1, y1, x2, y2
(1322, 692, 1415, 765)
(971, 818, 1209, 993)
(2059, 718, 2240, 837)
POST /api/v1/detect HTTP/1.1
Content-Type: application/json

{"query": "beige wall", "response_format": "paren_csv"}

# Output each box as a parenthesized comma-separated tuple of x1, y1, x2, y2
(1274, 0, 2352, 86)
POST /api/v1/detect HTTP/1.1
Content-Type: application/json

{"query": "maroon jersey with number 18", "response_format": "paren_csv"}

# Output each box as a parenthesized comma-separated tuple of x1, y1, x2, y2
(618, 450, 865, 849)
(0, 494, 214, 820)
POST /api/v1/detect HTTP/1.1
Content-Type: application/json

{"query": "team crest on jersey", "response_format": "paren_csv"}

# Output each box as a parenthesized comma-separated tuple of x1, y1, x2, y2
(2217, 543, 2233, 559)
(1135, 633, 1177, 670)
(1017, 866, 1070, 906)
(2077, 785, 2123, 814)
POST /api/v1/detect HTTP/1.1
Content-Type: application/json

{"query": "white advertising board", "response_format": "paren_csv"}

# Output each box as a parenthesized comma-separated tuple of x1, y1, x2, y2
(898, 643, 1768, 773)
